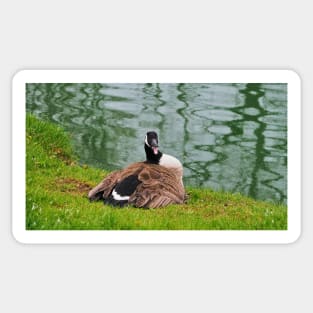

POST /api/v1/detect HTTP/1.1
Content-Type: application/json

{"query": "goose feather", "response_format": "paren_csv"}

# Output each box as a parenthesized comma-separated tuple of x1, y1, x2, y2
(88, 162, 185, 209)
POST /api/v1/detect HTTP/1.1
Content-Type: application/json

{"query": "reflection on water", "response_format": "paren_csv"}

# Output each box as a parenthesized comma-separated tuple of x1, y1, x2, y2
(26, 83, 287, 203)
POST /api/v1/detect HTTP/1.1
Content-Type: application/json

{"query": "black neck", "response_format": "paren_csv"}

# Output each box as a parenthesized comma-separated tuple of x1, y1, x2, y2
(144, 144, 162, 164)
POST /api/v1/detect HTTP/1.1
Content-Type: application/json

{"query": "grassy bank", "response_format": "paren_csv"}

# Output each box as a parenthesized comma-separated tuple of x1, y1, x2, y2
(26, 114, 287, 230)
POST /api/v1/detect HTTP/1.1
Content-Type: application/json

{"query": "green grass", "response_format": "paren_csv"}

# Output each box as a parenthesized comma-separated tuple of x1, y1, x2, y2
(26, 114, 287, 230)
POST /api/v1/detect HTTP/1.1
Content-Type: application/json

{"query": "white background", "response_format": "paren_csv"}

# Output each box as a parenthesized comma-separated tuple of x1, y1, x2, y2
(1, 0, 310, 312)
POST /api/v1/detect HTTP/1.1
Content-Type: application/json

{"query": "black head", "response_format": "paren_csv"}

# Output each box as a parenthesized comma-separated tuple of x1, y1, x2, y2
(144, 131, 162, 163)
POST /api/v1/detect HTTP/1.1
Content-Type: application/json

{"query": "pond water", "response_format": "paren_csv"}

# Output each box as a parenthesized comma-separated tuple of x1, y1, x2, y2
(26, 83, 287, 204)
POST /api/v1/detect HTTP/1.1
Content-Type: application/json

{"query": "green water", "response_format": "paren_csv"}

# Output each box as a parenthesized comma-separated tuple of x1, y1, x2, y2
(26, 83, 287, 204)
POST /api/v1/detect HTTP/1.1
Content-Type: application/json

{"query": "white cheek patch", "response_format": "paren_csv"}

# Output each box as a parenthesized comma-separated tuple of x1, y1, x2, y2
(145, 135, 150, 147)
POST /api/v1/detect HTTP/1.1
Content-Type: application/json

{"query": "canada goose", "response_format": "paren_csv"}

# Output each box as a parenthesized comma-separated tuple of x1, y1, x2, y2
(88, 131, 185, 208)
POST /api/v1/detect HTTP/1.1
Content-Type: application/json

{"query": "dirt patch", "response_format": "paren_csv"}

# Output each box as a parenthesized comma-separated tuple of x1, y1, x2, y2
(55, 178, 91, 194)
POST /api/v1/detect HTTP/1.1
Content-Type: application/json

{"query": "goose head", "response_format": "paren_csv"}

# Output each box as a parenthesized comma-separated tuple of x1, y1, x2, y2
(144, 131, 162, 163)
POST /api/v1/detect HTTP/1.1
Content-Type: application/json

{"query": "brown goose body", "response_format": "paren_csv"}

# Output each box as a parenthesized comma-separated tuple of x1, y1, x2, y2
(88, 162, 185, 209)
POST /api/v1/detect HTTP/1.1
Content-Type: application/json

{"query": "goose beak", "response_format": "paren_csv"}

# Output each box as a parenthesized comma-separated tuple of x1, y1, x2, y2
(151, 139, 159, 155)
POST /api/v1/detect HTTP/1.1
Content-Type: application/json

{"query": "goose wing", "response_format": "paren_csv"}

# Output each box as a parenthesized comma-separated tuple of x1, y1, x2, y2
(129, 165, 185, 209)
(87, 162, 145, 201)
(88, 170, 121, 201)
